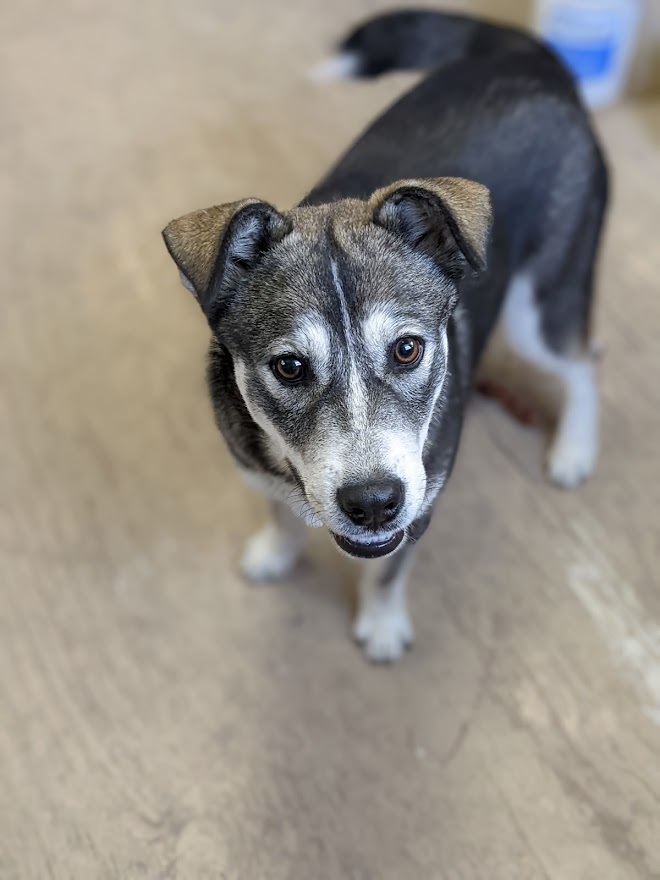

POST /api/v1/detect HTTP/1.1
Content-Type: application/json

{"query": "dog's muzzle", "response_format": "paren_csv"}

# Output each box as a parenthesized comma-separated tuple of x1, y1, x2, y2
(331, 476, 406, 557)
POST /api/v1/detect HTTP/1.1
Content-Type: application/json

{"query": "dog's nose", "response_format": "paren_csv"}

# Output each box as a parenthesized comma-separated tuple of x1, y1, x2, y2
(337, 478, 404, 529)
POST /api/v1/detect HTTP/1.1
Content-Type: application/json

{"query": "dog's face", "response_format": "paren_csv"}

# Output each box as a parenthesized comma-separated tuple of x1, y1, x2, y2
(163, 179, 490, 558)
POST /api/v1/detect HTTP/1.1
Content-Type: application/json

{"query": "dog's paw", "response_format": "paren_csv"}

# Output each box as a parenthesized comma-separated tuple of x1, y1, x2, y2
(547, 435, 597, 489)
(353, 605, 414, 663)
(240, 525, 300, 583)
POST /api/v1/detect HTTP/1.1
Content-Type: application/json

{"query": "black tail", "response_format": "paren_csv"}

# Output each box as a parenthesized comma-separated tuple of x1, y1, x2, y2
(334, 9, 540, 78)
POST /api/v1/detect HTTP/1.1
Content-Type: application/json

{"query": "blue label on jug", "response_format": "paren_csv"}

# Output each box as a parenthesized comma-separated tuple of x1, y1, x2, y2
(549, 38, 615, 79)
(541, 2, 630, 83)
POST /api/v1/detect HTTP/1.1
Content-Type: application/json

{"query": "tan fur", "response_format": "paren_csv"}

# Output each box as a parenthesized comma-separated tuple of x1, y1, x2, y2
(287, 199, 368, 236)
(368, 177, 492, 266)
(163, 178, 491, 293)
(162, 199, 260, 294)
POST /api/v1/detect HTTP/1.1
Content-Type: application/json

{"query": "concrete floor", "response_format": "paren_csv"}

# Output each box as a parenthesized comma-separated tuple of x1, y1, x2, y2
(2, 1, 660, 877)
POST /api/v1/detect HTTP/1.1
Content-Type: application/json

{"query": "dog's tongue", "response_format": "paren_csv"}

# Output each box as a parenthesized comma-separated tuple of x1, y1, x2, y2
(332, 531, 404, 559)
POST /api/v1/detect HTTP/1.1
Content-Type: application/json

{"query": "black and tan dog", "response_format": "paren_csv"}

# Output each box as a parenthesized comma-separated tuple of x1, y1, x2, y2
(163, 10, 608, 661)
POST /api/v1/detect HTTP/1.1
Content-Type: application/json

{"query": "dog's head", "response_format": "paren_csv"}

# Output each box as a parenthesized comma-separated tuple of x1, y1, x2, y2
(163, 178, 491, 558)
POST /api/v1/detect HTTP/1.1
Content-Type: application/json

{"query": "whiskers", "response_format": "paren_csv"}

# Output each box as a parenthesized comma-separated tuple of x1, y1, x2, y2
(284, 483, 322, 527)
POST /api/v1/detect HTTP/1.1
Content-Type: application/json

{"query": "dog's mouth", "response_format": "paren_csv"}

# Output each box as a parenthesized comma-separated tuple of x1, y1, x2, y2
(331, 530, 405, 559)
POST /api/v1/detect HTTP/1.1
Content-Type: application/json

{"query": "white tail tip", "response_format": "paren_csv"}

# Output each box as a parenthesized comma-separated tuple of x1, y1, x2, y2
(308, 52, 360, 83)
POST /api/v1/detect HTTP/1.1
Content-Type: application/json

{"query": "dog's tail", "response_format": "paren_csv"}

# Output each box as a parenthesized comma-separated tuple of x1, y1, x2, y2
(311, 9, 538, 81)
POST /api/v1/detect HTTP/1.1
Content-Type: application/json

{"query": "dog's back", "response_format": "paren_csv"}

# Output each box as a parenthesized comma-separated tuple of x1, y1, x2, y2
(310, 10, 608, 365)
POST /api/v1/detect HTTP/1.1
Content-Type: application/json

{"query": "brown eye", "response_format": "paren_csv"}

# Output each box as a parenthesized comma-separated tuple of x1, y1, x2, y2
(271, 354, 306, 384)
(392, 336, 424, 367)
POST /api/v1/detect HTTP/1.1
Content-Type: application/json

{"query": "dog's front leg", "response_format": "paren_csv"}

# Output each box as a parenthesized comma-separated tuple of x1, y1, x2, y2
(353, 546, 415, 663)
(240, 500, 307, 583)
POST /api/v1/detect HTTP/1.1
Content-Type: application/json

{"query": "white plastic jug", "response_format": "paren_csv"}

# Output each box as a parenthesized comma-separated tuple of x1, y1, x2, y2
(535, 0, 643, 107)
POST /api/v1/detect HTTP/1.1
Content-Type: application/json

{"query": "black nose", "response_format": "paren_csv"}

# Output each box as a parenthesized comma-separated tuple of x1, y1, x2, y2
(337, 478, 404, 529)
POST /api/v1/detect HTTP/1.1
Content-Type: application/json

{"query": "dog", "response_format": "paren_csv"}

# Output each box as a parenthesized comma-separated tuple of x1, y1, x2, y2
(162, 10, 608, 662)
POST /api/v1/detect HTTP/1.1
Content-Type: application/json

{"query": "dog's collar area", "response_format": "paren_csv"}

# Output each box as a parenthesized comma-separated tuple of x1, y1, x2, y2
(331, 530, 404, 559)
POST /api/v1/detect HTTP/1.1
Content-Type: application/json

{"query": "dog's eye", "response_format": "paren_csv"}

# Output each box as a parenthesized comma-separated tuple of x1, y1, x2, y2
(271, 354, 306, 384)
(392, 336, 424, 368)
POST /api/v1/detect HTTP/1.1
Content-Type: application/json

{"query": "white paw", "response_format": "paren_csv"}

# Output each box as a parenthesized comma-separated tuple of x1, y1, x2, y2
(240, 525, 300, 583)
(353, 605, 414, 663)
(547, 436, 597, 489)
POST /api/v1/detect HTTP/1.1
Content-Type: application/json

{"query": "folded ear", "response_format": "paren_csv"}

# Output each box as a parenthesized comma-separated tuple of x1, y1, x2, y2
(369, 177, 492, 279)
(162, 199, 291, 320)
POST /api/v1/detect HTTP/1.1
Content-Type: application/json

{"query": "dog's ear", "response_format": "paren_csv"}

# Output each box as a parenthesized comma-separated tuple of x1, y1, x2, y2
(369, 177, 492, 278)
(162, 199, 291, 320)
